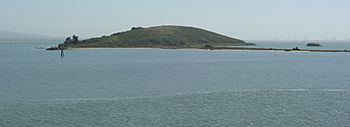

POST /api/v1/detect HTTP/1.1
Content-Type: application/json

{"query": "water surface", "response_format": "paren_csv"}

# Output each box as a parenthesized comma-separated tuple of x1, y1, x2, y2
(0, 41, 350, 126)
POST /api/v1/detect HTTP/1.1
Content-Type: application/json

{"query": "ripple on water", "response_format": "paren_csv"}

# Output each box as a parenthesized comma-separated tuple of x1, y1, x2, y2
(1, 90, 350, 127)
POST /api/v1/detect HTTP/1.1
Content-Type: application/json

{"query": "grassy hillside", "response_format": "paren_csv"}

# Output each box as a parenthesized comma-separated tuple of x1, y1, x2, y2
(62, 25, 253, 48)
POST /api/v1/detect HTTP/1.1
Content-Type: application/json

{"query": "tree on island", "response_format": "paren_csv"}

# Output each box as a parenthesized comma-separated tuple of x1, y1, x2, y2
(64, 35, 79, 44)
(72, 35, 79, 42)
(64, 37, 72, 44)
(131, 27, 144, 30)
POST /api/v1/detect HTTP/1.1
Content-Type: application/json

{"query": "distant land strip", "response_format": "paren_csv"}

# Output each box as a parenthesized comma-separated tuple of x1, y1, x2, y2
(203, 47, 350, 52)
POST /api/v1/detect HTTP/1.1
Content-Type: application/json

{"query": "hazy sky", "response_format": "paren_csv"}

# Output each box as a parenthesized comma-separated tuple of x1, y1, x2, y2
(1, 0, 350, 40)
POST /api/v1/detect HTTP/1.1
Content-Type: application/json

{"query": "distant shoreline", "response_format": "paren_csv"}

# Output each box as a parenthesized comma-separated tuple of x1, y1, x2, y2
(208, 47, 350, 52)
(47, 46, 350, 53)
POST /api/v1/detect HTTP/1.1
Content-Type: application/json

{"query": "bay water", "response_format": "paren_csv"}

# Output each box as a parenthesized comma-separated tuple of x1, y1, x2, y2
(1, 41, 350, 126)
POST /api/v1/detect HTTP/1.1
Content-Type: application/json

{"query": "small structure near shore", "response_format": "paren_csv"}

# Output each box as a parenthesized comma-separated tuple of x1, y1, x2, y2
(292, 47, 300, 50)
(46, 35, 78, 51)
(60, 48, 64, 57)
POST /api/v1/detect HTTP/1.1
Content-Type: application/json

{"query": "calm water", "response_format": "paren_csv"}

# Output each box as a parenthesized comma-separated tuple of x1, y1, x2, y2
(245, 40, 350, 50)
(1, 41, 350, 126)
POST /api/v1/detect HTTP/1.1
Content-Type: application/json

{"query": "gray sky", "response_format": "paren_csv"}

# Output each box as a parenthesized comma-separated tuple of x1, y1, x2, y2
(1, 0, 350, 40)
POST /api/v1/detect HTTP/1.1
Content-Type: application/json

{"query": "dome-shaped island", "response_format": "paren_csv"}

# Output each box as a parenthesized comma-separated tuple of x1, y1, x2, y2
(306, 43, 322, 47)
(58, 25, 254, 49)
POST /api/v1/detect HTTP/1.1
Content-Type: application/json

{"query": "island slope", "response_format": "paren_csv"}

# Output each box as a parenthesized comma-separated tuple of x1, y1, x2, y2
(61, 25, 254, 49)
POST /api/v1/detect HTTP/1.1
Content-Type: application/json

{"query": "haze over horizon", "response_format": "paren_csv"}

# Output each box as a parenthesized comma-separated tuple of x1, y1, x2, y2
(1, 0, 350, 40)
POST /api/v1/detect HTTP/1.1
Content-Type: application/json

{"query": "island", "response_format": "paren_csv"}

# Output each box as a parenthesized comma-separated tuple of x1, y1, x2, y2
(306, 43, 322, 47)
(47, 25, 350, 53)
(50, 25, 254, 49)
